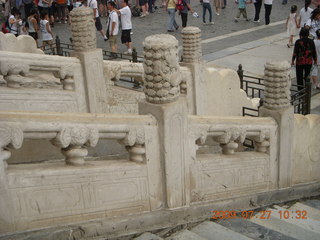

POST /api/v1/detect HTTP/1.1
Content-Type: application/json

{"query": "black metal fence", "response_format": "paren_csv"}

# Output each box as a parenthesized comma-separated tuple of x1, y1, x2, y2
(237, 64, 312, 117)
(43, 36, 144, 62)
(43, 36, 144, 89)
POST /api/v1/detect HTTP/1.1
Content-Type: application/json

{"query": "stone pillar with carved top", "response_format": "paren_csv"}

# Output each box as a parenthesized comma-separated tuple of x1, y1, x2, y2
(259, 61, 293, 188)
(181, 27, 207, 115)
(70, 7, 107, 113)
(139, 34, 189, 209)
(0, 125, 23, 232)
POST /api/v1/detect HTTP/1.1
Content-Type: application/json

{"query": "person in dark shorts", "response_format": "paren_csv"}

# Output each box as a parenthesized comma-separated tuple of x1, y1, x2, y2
(115, 0, 132, 54)
(139, 0, 147, 17)
(88, 0, 108, 40)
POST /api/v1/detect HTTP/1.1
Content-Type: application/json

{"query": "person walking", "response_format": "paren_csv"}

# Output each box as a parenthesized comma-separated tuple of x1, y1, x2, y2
(286, 5, 299, 48)
(40, 10, 54, 50)
(202, 0, 213, 24)
(253, 0, 262, 23)
(107, 0, 119, 57)
(264, 0, 272, 25)
(179, 0, 195, 28)
(292, 27, 317, 91)
(311, 29, 320, 89)
(166, 0, 179, 32)
(88, 0, 108, 41)
(300, 0, 313, 28)
(234, 0, 251, 23)
(27, 8, 39, 41)
(214, 0, 224, 15)
(305, 7, 320, 39)
(115, 0, 133, 54)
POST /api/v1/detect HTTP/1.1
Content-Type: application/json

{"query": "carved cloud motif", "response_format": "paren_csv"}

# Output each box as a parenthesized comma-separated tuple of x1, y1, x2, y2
(52, 127, 99, 148)
(0, 125, 23, 149)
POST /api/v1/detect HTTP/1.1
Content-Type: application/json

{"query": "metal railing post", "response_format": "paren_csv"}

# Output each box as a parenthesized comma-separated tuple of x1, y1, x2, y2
(304, 81, 312, 115)
(132, 47, 138, 63)
(56, 36, 63, 56)
(237, 64, 244, 89)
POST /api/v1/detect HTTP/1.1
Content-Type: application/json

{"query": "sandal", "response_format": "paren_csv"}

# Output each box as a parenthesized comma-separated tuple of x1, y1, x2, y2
(287, 44, 290, 48)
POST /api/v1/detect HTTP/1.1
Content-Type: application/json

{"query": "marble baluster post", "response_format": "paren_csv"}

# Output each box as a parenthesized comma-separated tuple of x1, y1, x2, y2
(181, 27, 207, 115)
(70, 7, 108, 113)
(259, 61, 293, 188)
(139, 34, 190, 209)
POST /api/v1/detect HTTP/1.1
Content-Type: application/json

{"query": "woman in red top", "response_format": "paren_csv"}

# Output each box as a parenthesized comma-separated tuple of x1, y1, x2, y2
(292, 27, 317, 90)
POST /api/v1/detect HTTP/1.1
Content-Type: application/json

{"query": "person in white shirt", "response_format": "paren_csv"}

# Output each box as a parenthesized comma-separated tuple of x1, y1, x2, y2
(40, 11, 53, 50)
(264, 0, 272, 25)
(311, 29, 320, 89)
(88, 0, 108, 41)
(8, 7, 22, 37)
(300, 0, 313, 28)
(306, 7, 320, 38)
(107, 1, 119, 57)
(115, 0, 132, 54)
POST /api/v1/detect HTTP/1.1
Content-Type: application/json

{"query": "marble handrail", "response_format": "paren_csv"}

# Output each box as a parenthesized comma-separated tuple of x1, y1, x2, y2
(188, 115, 277, 154)
(0, 111, 156, 166)
(0, 51, 80, 90)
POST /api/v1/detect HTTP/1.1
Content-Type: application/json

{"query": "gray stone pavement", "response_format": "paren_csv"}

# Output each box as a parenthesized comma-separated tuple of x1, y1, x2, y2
(50, 0, 303, 55)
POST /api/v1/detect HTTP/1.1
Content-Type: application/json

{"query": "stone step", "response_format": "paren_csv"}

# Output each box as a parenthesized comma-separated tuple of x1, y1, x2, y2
(272, 205, 320, 234)
(190, 221, 253, 240)
(217, 218, 296, 240)
(250, 208, 320, 240)
(287, 202, 320, 220)
(133, 232, 164, 240)
(166, 229, 207, 240)
(302, 199, 320, 211)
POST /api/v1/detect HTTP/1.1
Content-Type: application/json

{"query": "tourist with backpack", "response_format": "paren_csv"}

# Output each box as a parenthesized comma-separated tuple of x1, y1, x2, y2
(177, 0, 195, 28)
(166, 0, 179, 32)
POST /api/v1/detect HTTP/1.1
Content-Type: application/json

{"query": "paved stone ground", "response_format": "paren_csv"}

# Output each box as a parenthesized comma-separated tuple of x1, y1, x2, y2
(44, 0, 302, 55)
(131, 196, 320, 240)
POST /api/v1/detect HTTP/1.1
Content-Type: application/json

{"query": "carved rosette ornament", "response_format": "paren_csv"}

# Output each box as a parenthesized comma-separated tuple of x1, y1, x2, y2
(143, 34, 181, 104)
(263, 61, 291, 110)
(181, 27, 202, 63)
(0, 125, 23, 168)
(51, 127, 99, 165)
(70, 7, 96, 52)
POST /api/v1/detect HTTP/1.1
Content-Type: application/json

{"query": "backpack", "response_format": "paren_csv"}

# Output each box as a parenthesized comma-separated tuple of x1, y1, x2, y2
(1, 18, 10, 33)
(175, 0, 185, 11)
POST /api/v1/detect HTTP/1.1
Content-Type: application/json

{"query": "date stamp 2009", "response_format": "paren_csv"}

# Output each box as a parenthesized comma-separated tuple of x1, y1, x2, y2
(211, 210, 308, 220)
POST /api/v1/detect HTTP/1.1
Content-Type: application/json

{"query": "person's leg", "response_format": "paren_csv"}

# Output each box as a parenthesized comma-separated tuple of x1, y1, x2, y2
(167, 8, 175, 30)
(243, 8, 248, 20)
(208, 3, 213, 22)
(95, 17, 107, 39)
(61, 4, 66, 22)
(264, 4, 272, 25)
(296, 65, 304, 91)
(56, 4, 62, 22)
(304, 64, 312, 84)
(235, 8, 241, 19)
(255, 0, 262, 21)
(148, 0, 153, 13)
(202, 3, 207, 23)
(181, 12, 187, 28)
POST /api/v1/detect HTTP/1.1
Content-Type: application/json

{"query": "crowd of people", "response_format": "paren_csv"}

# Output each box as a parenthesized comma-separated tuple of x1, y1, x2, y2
(289, 0, 320, 90)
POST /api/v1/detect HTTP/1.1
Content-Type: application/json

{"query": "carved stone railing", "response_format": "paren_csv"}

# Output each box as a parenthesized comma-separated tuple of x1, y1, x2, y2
(0, 51, 80, 90)
(0, 111, 156, 166)
(188, 116, 277, 154)
(0, 111, 162, 234)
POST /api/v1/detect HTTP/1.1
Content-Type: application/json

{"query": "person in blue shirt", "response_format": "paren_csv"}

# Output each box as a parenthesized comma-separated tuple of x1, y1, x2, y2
(234, 0, 252, 22)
